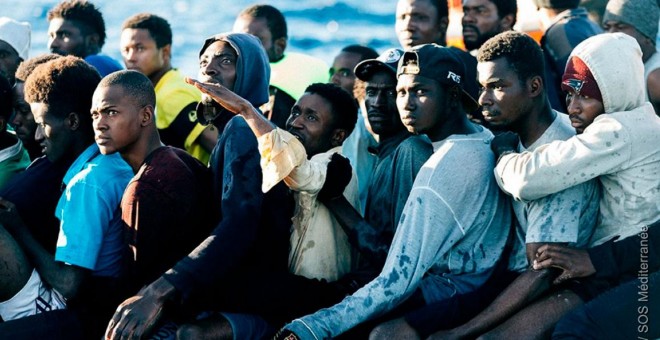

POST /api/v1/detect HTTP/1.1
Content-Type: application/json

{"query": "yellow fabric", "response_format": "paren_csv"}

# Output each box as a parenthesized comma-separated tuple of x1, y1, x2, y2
(154, 69, 210, 164)
(270, 52, 329, 100)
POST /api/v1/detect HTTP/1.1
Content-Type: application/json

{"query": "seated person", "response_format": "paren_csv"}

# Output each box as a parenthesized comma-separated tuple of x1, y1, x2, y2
(275, 44, 512, 339)
(436, 32, 660, 339)
(0, 56, 133, 339)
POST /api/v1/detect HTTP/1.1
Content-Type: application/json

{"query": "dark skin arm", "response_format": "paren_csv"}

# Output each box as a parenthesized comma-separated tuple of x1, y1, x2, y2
(105, 276, 177, 340)
(428, 242, 561, 340)
(0, 198, 88, 299)
(196, 125, 219, 153)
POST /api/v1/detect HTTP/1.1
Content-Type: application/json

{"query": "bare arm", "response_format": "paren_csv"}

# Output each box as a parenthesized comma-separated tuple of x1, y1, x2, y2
(430, 243, 560, 339)
(185, 77, 276, 138)
(0, 199, 87, 299)
(647, 69, 660, 115)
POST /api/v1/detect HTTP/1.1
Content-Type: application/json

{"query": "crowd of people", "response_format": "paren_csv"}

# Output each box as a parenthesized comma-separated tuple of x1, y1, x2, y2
(0, 0, 658, 339)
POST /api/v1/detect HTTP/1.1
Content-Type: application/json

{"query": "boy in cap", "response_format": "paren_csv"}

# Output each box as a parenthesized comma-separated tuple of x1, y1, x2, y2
(276, 44, 511, 339)
(603, 0, 660, 114)
(534, 0, 602, 112)
(0, 17, 30, 85)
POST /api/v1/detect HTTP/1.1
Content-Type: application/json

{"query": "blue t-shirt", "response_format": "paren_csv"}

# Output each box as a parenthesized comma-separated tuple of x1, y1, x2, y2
(84, 54, 123, 77)
(54, 144, 133, 277)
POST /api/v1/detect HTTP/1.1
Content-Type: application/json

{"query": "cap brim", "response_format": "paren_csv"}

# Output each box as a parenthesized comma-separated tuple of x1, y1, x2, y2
(460, 89, 479, 113)
(355, 59, 396, 81)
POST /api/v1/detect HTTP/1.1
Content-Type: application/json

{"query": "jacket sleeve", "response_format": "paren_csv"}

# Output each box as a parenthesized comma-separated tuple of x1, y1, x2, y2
(495, 115, 630, 201)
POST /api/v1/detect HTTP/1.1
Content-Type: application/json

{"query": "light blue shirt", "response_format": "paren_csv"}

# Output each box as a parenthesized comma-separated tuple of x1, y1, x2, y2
(342, 111, 377, 214)
(54, 144, 133, 277)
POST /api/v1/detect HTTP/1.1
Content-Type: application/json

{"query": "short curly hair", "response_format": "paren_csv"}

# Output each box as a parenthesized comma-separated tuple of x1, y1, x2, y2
(47, 0, 107, 48)
(15, 54, 63, 83)
(304, 83, 358, 136)
(121, 13, 172, 49)
(24, 56, 101, 129)
(98, 70, 156, 109)
(477, 31, 545, 85)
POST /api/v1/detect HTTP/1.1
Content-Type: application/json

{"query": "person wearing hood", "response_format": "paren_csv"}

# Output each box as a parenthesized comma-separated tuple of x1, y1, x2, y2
(468, 32, 660, 338)
(105, 33, 295, 340)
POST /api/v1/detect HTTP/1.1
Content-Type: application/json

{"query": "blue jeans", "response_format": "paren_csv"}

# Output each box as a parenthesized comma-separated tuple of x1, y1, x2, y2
(553, 270, 660, 339)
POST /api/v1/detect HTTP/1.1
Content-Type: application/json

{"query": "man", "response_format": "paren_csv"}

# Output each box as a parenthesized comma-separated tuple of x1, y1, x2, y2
(485, 32, 660, 338)
(332, 44, 379, 214)
(0, 75, 30, 189)
(0, 17, 30, 85)
(105, 33, 295, 340)
(120, 13, 215, 164)
(425, 31, 600, 339)
(395, 0, 482, 124)
(602, 0, 660, 115)
(329, 45, 378, 94)
(277, 44, 511, 339)
(91, 70, 215, 293)
(233, 4, 329, 129)
(325, 48, 434, 270)
(462, 0, 517, 52)
(534, 0, 601, 112)
(0, 56, 133, 339)
(47, 0, 122, 76)
(10, 54, 62, 160)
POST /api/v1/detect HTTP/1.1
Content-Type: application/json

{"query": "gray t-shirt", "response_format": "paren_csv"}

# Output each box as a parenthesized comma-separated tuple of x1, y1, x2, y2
(507, 113, 600, 272)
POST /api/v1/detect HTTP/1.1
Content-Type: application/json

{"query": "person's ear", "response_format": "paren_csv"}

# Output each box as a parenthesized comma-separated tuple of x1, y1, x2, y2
(161, 44, 172, 64)
(528, 76, 544, 97)
(66, 112, 80, 130)
(273, 37, 287, 60)
(500, 14, 515, 31)
(141, 105, 155, 126)
(331, 128, 347, 147)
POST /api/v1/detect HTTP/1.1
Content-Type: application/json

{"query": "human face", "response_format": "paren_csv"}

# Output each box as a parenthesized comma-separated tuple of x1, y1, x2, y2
(48, 18, 89, 57)
(365, 71, 402, 137)
(396, 0, 446, 49)
(330, 51, 362, 94)
(0, 40, 20, 84)
(602, 21, 648, 53)
(286, 93, 336, 157)
(11, 82, 37, 144)
(198, 40, 237, 92)
(91, 85, 144, 155)
(233, 15, 279, 62)
(31, 102, 75, 163)
(566, 91, 604, 134)
(462, 0, 503, 51)
(120, 28, 167, 78)
(477, 58, 531, 128)
(396, 74, 448, 141)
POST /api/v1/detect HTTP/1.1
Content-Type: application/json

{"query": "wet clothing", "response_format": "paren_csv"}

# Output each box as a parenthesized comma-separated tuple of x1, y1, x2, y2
(285, 127, 512, 339)
(496, 33, 660, 247)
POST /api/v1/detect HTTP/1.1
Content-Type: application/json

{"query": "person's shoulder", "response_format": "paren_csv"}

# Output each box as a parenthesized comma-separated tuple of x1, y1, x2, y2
(397, 134, 433, 153)
(155, 69, 201, 100)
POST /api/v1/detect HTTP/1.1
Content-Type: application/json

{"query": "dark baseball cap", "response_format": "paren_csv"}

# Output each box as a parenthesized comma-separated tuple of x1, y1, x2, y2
(397, 44, 479, 113)
(354, 48, 404, 81)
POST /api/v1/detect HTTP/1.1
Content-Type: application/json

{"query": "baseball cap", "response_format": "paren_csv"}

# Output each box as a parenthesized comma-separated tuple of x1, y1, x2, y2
(397, 44, 478, 112)
(0, 17, 30, 61)
(354, 48, 403, 81)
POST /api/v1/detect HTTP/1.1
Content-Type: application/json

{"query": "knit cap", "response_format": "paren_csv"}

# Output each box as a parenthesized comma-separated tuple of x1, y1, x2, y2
(533, 0, 580, 9)
(603, 0, 660, 41)
(561, 56, 603, 103)
(0, 17, 30, 60)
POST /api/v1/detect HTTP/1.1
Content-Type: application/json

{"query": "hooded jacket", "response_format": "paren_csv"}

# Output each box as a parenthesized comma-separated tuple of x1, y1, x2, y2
(163, 33, 294, 300)
(496, 33, 660, 246)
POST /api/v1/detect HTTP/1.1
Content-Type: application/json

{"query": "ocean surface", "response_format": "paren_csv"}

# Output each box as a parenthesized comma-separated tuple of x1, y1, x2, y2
(5, 0, 409, 78)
